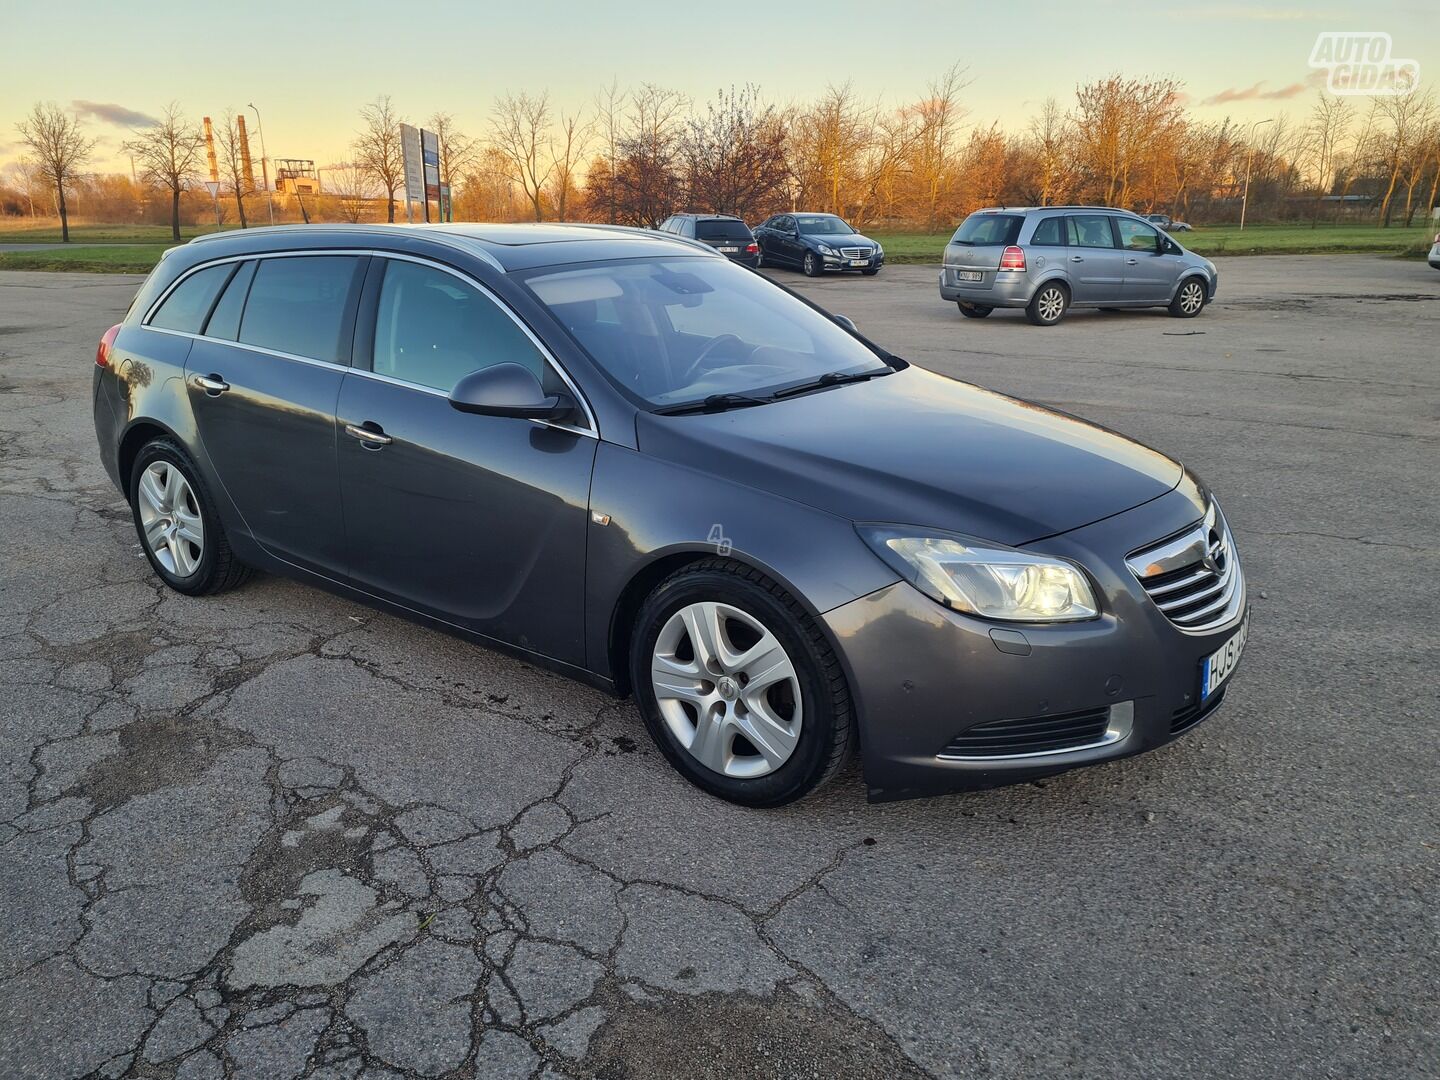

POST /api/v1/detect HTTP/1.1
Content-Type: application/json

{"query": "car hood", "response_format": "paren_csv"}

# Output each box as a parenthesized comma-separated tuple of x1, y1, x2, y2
(807, 233, 875, 249)
(636, 366, 1183, 546)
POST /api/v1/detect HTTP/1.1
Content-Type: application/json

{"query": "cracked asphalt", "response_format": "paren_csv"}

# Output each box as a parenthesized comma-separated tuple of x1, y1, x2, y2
(1, 256, 1436, 1080)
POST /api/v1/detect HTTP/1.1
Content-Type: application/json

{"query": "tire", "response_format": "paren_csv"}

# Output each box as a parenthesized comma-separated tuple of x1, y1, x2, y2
(802, 251, 821, 277)
(1169, 277, 1207, 318)
(630, 559, 855, 807)
(129, 438, 252, 596)
(755, 249, 764, 268)
(1026, 282, 1069, 326)
(957, 302, 992, 319)
(861, 268, 880, 276)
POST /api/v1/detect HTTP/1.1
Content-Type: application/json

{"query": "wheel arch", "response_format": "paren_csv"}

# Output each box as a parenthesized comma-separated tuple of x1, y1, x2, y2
(1171, 272, 1210, 303)
(117, 418, 183, 492)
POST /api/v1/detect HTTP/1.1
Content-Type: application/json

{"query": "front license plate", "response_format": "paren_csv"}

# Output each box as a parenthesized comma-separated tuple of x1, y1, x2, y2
(957, 270, 983, 282)
(1200, 617, 1247, 702)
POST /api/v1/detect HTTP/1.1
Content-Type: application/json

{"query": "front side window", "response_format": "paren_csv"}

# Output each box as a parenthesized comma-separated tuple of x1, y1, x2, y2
(1067, 216, 1117, 249)
(239, 256, 362, 363)
(524, 257, 887, 408)
(372, 259, 552, 394)
(796, 215, 853, 236)
(1116, 218, 1162, 252)
(148, 263, 235, 333)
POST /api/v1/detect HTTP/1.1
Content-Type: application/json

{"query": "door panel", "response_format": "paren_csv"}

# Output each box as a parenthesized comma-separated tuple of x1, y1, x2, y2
(335, 374, 596, 664)
(1064, 216, 1126, 303)
(185, 337, 347, 572)
(1114, 218, 1181, 303)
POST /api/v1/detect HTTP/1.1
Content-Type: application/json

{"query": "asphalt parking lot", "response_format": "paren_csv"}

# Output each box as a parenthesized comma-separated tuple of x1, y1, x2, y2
(1, 255, 1437, 1080)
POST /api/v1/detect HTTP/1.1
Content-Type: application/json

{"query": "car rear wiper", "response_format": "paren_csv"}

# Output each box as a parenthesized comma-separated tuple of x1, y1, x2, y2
(771, 368, 891, 399)
(654, 392, 773, 416)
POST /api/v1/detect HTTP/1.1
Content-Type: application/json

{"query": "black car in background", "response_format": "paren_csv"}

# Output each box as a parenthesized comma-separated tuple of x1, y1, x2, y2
(753, 213, 884, 276)
(657, 214, 760, 266)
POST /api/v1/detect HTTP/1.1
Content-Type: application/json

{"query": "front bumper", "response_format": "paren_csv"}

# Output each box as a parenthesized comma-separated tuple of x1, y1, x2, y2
(1428, 243, 1439, 268)
(825, 486, 1249, 801)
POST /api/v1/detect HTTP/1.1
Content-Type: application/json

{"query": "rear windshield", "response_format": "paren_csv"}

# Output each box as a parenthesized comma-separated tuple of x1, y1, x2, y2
(695, 220, 752, 241)
(951, 214, 1024, 246)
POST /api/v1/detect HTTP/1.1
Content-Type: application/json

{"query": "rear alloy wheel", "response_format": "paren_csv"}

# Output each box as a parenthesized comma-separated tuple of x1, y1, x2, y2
(802, 251, 821, 277)
(957, 302, 993, 319)
(129, 438, 251, 596)
(1169, 278, 1207, 318)
(1026, 282, 1068, 326)
(631, 560, 854, 806)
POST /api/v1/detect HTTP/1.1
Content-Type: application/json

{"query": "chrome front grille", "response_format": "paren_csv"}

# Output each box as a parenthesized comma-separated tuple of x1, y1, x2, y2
(1126, 502, 1243, 631)
(840, 246, 870, 259)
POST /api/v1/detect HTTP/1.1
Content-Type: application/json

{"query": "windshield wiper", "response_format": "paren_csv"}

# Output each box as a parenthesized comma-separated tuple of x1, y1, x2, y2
(771, 368, 891, 399)
(654, 392, 773, 416)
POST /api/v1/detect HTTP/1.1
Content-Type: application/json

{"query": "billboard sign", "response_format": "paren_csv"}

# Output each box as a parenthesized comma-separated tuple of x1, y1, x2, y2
(400, 123, 425, 204)
(422, 128, 441, 203)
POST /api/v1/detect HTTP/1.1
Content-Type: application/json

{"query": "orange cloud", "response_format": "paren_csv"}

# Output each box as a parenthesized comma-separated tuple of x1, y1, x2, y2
(1202, 81, 1307, 105)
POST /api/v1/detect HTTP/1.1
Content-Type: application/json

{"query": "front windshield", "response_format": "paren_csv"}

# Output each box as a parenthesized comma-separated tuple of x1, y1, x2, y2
(796, 215, 854, 236)
(523, 257, 887, 408)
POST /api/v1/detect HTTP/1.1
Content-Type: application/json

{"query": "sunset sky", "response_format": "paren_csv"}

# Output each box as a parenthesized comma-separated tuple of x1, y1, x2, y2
(4, 0, 1437, 175)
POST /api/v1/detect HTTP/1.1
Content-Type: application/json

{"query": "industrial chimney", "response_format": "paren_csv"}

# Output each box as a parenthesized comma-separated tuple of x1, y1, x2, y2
(236, 115, 256, 191)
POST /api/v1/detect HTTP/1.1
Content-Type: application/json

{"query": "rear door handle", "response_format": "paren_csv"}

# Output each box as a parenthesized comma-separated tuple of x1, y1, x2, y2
(1126, 257, 1139, 265)
(193, 373, 229, 395)
(344, 422, 393, 448)
(1070, 255, 1084, 262)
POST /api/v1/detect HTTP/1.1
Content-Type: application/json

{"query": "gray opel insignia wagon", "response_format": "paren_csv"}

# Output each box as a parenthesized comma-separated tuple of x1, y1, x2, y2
(94, 223, 1248, 805)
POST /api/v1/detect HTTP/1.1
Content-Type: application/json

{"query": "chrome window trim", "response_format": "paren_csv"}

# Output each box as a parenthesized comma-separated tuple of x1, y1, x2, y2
(139, 247, 599, 439)
(937, 701, 1135, 762)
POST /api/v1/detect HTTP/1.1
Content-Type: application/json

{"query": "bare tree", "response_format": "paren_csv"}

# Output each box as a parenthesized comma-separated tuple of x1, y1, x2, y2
(1303, 94, 1351, 225)
(354, 96, 405, 222)
(326, 161, 377, 223)
(214, 110, 252, 228)
(491, 91, 555, 221)
(680, 86, 788, 220)
(591, 80, 628, 224)
(909, 64, 970, 231)
(1028, 97, 1070, 208)
(15, 102, 97, 242)
(428, 111, 479, 215)
(123, 103, 203, 241)
(548, 109, 592, 221)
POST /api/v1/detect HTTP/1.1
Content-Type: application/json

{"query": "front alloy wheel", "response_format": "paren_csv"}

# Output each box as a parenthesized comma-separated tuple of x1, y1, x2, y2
(802, 252, 821, 277)
(1170, 278, 1206, 318)
(651, 602, 802, 779)
(631, 559, 855, 806)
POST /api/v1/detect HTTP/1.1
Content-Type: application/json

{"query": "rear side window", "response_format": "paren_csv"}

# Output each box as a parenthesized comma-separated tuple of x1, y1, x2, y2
(1029, 217, 1065, 246)
(1067, 216, 1117, 249)
(696, 220, 752, 241)
(372, 259, 553, 394)
(148, 263, 234, 333)
(951, 214, 1023, 246)
(239, 256, 363, 363)
(202, 260, 256, 340)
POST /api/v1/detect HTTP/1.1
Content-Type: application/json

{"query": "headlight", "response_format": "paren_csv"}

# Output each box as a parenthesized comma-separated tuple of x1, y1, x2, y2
(874, 243, 883, 256)
(818, 244, 836, 256)
(859, 526, 1098, 622)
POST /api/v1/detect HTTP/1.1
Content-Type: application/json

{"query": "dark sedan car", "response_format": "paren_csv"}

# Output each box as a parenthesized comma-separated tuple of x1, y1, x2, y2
(753, 213, 884, 276)
(657, 213, 760, 266)
(94, 223, 1247, 806)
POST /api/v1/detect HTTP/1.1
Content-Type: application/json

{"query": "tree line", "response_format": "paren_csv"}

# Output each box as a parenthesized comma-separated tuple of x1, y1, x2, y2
(8, 74, 1440, 240)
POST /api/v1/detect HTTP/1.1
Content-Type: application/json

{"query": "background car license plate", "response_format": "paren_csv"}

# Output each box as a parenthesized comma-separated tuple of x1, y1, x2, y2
(718, 246, 738, 253)
(850, 258, 868, 266)
(958, 270, 983, 282)
(1200, 617, 1247, 702)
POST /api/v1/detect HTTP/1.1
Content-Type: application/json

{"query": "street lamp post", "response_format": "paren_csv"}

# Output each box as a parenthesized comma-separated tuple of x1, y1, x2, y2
(248, 102, 275, 225)
(1239, 118, 1274, 232)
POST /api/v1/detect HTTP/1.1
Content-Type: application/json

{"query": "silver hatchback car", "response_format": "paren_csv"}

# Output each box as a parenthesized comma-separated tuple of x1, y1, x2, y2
(939, 207, 1218, 326)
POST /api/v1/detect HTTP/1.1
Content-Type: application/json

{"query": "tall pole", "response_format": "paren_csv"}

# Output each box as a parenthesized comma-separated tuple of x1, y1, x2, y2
(248, 103, 275, 225)
(1239, 118, 1273, 232)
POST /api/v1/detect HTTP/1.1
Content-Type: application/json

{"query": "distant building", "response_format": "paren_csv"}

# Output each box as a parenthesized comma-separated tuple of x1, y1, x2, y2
(274, 159, 320, 196)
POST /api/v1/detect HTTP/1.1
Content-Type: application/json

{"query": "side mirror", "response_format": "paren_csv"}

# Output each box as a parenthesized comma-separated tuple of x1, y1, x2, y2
(833, 314, 859, 333)
(448, 363, 573, 420)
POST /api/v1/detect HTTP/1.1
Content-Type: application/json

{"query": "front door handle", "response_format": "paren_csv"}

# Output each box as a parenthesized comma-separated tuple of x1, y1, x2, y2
(344, 422, 393, 448)
(1070, 255, 1085, 262)
(193, 373, 229, 395)
(1126, 257, 1139, 265)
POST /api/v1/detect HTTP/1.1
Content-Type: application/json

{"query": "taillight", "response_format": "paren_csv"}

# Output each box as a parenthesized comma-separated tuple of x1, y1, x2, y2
(746, 242, 759, 254)
(999, 246, 1026, 271)
(95, 324, 122, 368)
